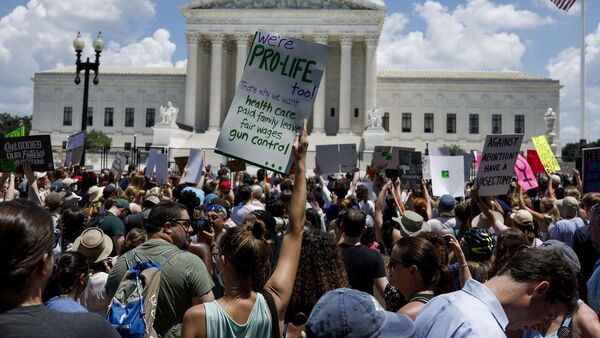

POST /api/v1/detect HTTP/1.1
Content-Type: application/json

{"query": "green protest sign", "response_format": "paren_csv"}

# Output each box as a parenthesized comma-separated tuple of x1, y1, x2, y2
(215, 30, 331, 174)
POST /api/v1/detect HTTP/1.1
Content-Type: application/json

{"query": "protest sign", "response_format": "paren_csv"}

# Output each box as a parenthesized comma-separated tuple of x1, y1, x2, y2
(315, 144, 357, 174)
(64, 131, 86, 166)
(582, 147, 600, 193)
(398, 150, 422, 189)
(371, 146, 414, 171)
(5, 125, 25, 138)
(474, 134, 523, 197)
(0, 135, 54, 172)
(526, 149, 545, 175)
(430, 147, 450, 156)
(226, 160, 247, 172)
(422, 155, 431, 180)
(110, 152, 126, 179)
(145, 149, 158, 178)
(429, 156, 465, 197)
(315, 145, 340, 174)
(532, 135, 560, 174)
(184, 149, 204, 184)
(515, 154, 538, 191)
(155, 153, 168, 184)
(215, 30, 331, 174)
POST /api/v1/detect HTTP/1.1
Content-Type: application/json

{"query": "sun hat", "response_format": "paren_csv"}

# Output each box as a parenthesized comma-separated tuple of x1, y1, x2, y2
(87, 185, 104, 203)
(471, 210, 504, 231)
(306, 288, 414, 338)
(72, 228, 113, 263)
(392, 210, 430, 236)
(437, 194, 456, 217)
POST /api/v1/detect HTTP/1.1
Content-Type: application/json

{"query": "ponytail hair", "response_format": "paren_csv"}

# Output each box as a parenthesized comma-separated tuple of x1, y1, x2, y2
(44, 251, 89, 300)
(219, 227, 271, 290)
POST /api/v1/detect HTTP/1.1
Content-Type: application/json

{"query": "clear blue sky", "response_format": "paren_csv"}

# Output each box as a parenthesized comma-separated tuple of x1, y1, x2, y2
(0, 0, 597, 144)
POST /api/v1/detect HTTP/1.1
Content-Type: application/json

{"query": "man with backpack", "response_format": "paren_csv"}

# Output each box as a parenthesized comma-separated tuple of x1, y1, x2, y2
(105, 201, 215, 336)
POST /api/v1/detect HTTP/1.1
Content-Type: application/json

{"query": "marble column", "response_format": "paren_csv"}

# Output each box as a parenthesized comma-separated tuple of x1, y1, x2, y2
(184, 32, 199, 129)
(234, 33, 249, 85)
(338, 33, 353, 134)
(208, 32, 225, 131)
(312, 32, 329, 134)
(364, 33, 378, 127)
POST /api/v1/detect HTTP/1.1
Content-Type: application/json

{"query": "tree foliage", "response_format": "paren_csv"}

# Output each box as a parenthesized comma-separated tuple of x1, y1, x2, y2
(562, 139, 600, 162)
(86, 129, 112, 150)
(0, 113, 31, 137)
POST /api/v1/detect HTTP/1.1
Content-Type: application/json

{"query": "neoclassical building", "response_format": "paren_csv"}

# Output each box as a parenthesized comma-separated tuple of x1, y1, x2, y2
(31, 0, 560, 166)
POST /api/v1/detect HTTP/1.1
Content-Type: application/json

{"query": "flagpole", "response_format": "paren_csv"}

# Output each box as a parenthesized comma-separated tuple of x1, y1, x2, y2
(580, 0, 586, 142)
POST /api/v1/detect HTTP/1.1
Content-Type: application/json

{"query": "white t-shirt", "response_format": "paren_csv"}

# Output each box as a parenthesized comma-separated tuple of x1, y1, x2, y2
(80, 272, 110, 315)
(230, 203, 264, 226)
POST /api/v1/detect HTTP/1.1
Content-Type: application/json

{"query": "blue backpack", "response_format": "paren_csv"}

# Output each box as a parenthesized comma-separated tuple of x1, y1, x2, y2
(106, 247, 181, 338)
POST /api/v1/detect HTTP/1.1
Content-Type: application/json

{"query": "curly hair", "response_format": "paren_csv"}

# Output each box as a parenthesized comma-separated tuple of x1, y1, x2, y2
(285, 229, 349, 323)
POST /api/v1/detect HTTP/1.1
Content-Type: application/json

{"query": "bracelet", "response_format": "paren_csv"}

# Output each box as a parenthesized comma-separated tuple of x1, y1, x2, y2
(460, 263, 469, 268)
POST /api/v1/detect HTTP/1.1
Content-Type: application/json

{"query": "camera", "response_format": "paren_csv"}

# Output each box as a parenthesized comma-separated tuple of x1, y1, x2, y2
(191, 216, 212, 233)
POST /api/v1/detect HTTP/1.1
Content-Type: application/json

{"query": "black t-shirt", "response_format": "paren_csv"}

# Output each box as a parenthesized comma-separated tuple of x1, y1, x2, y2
(0, 304, 119, 338)
(573, 225, 599, 280)
(339, 242, 386, 295)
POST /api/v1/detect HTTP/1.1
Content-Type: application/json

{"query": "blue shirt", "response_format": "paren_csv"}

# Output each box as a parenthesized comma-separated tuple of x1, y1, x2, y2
(45, 296, 88, 313)
(587, 260, 600, 313)
(413, 279, 508, 338)
(550, 217, 586, 248)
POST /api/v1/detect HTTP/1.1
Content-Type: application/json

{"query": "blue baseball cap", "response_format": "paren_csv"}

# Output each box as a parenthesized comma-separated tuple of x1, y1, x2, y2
(306, 288, 414, 338)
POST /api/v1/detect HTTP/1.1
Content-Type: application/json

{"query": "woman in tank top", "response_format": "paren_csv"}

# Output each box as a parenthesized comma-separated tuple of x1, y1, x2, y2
(181, 120, 308, 338)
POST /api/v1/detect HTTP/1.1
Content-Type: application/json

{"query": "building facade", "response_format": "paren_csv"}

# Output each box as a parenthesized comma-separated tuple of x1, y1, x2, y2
(31, 0, 560, 161)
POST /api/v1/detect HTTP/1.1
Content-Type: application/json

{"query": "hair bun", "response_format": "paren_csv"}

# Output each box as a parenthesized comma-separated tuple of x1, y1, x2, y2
(250, 221, 267, 239)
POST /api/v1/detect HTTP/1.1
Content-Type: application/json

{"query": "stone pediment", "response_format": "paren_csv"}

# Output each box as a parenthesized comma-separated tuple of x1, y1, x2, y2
(182, 0, 385, 10)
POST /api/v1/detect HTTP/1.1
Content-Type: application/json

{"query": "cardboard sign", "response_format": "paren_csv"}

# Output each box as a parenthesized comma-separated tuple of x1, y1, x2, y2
(422, 155, 431, 180)
(526, 149, 545, 175)
(215, 31, 331, 174)
(145, 149, 158, 178)
(155, 153, 168, 184)
(532, 135, 560, 174)
(474, 134, 523, 196)
(184, 149, 204, 184)
(227, 160, 247, 172)
(515, 154, 538, 191)
(371, 146, 415, 171)
(398, 150, 422, 189)
(315, 144, 357, 174)
(0, 135, 54, 172)
(430, 156, 465, 197)
(110, 152, 126, 179)
(582, 147, 600, 193)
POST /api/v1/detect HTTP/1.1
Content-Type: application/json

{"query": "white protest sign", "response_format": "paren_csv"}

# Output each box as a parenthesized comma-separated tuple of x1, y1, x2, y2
(110, 152, 126, 179)
(474, 134, 523, 197)
(422, 155, 431, 180)
(145, 148, 158, 178)
(315, 145, 339, 174)
(215, 30, 331, 174)
(155, 153, 168, 184)
(64, 131, 86, 166)
(430, 156, 465, 197)
(184, 149, 204, 184)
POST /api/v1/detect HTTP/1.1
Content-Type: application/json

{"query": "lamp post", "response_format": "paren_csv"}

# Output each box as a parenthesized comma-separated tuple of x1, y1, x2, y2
(73, 31, 104, 167)
(133, 133, 137, 167)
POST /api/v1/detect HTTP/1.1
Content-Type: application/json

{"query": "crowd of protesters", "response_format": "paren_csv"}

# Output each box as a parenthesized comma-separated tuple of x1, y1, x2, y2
(1, 121, 600, 338)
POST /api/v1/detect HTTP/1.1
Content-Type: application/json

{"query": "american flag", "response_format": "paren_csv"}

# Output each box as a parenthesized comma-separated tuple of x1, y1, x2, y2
(551, 0, 576, 11)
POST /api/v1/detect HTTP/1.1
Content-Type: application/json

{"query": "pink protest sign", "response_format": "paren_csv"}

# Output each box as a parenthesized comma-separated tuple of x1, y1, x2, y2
(515, 154, 538, 191)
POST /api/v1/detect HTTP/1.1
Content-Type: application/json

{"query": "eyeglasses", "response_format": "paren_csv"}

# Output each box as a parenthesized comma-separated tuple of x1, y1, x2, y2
(170, 219, 191, 230)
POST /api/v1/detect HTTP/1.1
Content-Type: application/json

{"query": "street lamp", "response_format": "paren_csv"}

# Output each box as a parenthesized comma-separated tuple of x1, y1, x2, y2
(73, 31, 104, 167)
(133, 133, 137, 167)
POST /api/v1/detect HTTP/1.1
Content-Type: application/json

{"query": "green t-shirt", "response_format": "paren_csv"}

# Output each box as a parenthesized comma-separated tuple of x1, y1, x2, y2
(100, 212, 125, 237)
(105, 239, 214, 334)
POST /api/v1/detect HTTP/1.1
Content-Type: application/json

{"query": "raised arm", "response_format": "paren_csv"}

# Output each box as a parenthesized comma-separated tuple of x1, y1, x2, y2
(573, 169, 583, 194)
(446, 234, 472, 287)
(471, 188, 507, 234)
(23, 161, 42, 206)
(421, 179, 433, 220)
(264, 119, 308, 318)
(375, 180, 392, 242)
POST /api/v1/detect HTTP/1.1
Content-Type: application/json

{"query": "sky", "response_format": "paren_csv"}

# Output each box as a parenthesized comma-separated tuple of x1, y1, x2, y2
(0, 0, 598, 145)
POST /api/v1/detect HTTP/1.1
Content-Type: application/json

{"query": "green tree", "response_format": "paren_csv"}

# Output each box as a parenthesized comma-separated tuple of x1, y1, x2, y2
(86, 129, 112, 150)
(0, 113, 31, 136)
(444, 144, 466, 156)
(562, 139, 600, 161)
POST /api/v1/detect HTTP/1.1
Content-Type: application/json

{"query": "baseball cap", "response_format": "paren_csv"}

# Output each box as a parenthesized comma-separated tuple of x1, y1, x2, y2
(45, 192, 64, 210)
(538, 239, 580, 272)
(219, 180, 232, 191)
(306, 288, 414, 338)
(510, 209, 533, 225)
(61, 177, 78, 188)
(392, 210, 430, 236)
(560, 196, 579, 213)
(144, 195, 160, 206)
(102, 184, 117, 199)
(437, 194, 456, 217)
(114, 198, 131, 211)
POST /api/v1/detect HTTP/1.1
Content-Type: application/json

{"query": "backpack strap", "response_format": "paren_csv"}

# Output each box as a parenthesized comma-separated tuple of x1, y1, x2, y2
(260, 290, 280, 338)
